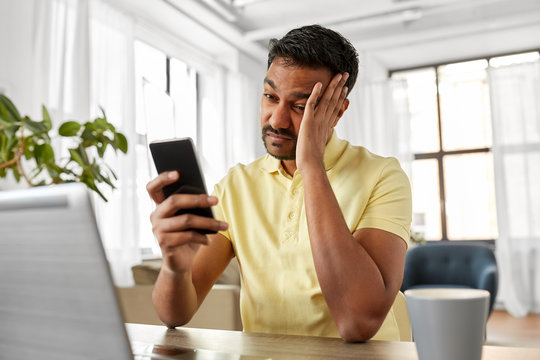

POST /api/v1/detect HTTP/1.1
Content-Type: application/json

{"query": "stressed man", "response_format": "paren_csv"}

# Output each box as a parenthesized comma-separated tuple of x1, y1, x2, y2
(147, 24, 412, 342)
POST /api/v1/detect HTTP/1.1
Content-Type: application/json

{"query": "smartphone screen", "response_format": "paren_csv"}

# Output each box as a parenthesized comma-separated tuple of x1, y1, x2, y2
(149, 138, 216, 234)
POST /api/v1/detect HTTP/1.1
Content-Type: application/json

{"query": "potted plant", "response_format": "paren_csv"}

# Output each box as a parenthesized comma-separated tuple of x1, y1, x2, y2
(0, 94, 127, 201)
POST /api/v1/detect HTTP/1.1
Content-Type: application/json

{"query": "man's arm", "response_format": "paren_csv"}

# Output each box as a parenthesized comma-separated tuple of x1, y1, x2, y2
(152, 232, 234, 327)
(301, 165, 407, 342)
(296, 73, 408, 341)
(147, 171, 232, 328)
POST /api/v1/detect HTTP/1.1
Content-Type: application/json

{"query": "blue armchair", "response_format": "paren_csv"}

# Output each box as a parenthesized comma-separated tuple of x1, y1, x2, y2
(400, 243, 499, 316)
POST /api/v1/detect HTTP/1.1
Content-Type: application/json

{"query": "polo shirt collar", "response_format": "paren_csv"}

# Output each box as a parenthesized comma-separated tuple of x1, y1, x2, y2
(259, 130, 346, 174)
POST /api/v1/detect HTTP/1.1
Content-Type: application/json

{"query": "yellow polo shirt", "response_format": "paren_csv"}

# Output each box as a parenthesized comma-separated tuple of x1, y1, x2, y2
(212, 132, 412, 340)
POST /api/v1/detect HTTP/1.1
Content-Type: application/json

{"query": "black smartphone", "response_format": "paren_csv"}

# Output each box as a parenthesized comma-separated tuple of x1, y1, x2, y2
(149, 137, 216, 234)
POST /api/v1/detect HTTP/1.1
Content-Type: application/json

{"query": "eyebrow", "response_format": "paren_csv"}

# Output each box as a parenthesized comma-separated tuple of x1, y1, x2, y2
(264, 77, 312, 100)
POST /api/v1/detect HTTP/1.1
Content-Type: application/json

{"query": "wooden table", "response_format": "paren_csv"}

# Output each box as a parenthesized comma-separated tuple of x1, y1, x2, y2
(126, 323, 540, 360)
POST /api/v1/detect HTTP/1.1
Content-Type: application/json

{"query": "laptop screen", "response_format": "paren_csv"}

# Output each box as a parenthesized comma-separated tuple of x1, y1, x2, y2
(0, 183, 132, 359)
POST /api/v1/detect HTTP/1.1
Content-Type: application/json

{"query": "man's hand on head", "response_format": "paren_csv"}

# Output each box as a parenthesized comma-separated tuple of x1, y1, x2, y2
(296, 72, 349, 173)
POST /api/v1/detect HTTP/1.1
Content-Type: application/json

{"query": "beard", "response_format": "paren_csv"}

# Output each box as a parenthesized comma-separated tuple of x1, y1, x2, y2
(261, 125, 297, 160)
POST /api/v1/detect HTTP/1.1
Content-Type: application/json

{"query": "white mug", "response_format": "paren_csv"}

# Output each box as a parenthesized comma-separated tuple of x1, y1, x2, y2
(405, 288, 490, 360)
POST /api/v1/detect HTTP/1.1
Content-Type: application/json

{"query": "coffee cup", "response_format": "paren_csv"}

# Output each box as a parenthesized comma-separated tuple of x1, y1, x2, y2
(405, 288, 490, 360)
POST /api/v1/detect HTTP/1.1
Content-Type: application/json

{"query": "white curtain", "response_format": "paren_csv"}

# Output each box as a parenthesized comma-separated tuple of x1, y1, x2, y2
(32, 0, 90, 127)
(199, 69, 262, 189)
(89, 1, 139, 286)
(30, 0, 139, 285)
(489, 60, 540, 316)
(223, 71, 262, 169)
(336, 79, 412, 175)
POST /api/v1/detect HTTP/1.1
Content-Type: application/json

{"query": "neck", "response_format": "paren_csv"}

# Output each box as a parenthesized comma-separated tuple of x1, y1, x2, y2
(281, 159, 297, 176)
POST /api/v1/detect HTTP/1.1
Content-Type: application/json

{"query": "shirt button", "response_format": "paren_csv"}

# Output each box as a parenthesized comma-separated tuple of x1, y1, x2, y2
(288, 212, 295, 220)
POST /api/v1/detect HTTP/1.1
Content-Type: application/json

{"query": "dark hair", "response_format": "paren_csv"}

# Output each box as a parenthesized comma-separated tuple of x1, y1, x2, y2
(267, 24, 359, 94)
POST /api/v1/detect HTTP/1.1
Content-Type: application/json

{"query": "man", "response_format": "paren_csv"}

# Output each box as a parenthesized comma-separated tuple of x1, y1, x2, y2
(146, 25, 412, 342)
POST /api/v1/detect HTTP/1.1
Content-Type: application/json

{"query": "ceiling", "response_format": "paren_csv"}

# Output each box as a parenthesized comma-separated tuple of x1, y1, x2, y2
(132, 0, 540, 69)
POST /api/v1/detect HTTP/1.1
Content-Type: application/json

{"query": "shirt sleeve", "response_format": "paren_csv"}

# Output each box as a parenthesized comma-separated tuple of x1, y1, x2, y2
(211, 182, 232, 241)
(357, 158, 412, 245)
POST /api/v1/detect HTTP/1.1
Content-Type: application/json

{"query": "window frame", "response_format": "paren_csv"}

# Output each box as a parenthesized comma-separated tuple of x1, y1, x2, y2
(133, 40, 202, 258)
(390, 48, 540, 245)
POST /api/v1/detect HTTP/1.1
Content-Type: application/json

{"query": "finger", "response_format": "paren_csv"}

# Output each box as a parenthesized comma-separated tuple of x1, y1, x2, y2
(146, 171, 179, 204)
(156, 212, 228, 234)
(317, 73, 343, 115)
(324, 72, 349, 119)
(153, 193, 218, 219)
(330, 86, 349, 128)
(306, 82, 323, 114)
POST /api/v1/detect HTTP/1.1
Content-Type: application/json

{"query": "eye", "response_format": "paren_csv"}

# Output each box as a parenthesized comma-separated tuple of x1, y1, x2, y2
(264, 93, 277, 102)
(294, 104, 306, 112)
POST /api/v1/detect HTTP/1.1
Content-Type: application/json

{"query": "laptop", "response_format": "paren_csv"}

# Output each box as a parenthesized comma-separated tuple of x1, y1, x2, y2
(0, 183, 265, 360)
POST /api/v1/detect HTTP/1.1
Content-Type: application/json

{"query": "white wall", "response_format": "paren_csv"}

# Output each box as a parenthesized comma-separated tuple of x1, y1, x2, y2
(0, 0, 38, 114)
(0, 0, 42, 190)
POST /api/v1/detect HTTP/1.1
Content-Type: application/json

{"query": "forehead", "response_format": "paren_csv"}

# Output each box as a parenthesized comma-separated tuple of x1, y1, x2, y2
(265, 58, 333, 93)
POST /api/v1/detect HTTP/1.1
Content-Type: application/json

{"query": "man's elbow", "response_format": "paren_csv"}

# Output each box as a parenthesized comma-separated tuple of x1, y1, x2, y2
(335, 313, 384, 342)
(152, 293, 194, 329)
(155, 311, 192, 329)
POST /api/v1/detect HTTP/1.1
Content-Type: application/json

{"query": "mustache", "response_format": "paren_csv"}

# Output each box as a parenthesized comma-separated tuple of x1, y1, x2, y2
(261, 125, 296, 139)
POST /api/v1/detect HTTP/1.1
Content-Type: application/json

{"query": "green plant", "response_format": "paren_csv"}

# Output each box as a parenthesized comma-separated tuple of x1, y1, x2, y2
(0, 94, 128, 201)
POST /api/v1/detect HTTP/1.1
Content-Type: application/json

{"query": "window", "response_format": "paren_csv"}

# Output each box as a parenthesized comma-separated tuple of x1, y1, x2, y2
(392, 51, 540, 242)
(134, 40, 198, 257)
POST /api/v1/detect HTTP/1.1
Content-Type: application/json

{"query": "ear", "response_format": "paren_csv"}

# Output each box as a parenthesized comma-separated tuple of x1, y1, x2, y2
(332, 99, 350, 128)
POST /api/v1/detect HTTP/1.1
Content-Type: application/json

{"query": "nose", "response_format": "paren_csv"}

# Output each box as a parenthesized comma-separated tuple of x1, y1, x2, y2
(268, 102, 292, 130)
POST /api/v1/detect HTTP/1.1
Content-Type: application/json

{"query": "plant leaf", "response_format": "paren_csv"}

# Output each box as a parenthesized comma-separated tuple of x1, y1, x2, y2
(34, 144, 43, 165)
(69, 148, 84, 166)
(0, 94, 22, 122)
(114, 133, 128, 153)
(0, 95, 126, 203)
(42, 105, 52, 131)
(29, 164, 44, 179)
(101, 173, 115, 188)
(80, 126, 97, 143)
(81, 171, 108, 202)
(0, 103, 14, 127)
(85, 121, 98, 132)
(78, 145, 90, 164)
(4, 124, 20, 140)
(97, 106, 115, 131)
(22, 116, 48, 134)
(46, 163, 60, 179)
(12, 168, 21, 182)
(103, 163, 118, 181)
(93, 187, 108, 202)
(4, 135, 19, 160)
(34, 143, 55, 166)
(40, 143, 55, 164)
(97, 143, 107, 157)
(58, 121, 82, 137)
(0, 133, 7, 161)
(89, 164, 104, 182)
(23, 137, 34, 160)
(94, 116, 109, 131)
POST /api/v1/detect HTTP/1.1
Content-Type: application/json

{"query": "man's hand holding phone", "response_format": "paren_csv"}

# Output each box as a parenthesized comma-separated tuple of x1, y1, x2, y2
(147, 137, 228, 274)
(147, 171, 228, 273)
